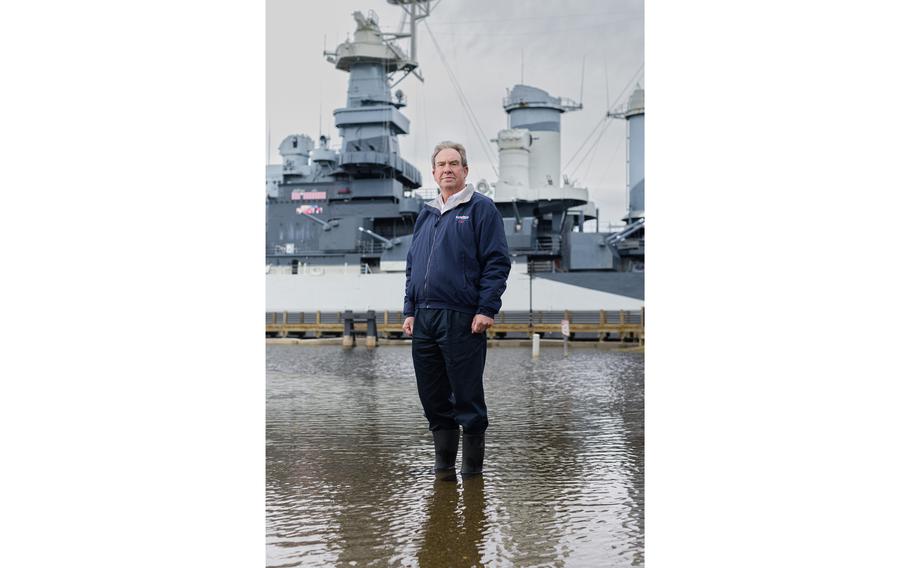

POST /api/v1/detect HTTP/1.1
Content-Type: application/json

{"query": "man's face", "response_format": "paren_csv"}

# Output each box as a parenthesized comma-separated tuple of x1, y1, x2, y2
(432, 148, 468, 193)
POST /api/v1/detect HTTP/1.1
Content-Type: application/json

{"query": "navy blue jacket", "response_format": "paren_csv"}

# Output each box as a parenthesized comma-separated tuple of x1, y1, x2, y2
(404, 187, 511, 318)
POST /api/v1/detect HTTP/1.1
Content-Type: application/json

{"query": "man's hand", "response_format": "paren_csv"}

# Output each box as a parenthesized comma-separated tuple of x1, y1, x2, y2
(402, 316, 415, 336)
(471, 314, 494, 334)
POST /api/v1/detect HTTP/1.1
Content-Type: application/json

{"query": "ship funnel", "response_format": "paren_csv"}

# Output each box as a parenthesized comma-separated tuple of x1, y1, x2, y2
(493, 84, 587, 206)
(491, 129, 532, 202)
(623, 85, 644, 222)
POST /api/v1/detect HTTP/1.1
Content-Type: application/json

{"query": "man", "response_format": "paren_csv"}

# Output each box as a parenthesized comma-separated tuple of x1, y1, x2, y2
(402, 141, 511, 480)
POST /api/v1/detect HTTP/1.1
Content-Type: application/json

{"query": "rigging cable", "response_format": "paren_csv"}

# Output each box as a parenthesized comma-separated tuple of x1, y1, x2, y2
(569, 120, 611, 180)
(584, 126, 623, 183)
(423, 21, 499, 177)
(612, 62, 645, 109)
(563, 116, 608, 173)
(562, 62, 644, 175)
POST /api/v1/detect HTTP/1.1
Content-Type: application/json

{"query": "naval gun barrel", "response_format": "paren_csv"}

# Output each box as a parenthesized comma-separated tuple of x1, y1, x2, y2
(358, 226, 400, 249)
(300, 212, 339, 231)
(606, 218, 645, 245)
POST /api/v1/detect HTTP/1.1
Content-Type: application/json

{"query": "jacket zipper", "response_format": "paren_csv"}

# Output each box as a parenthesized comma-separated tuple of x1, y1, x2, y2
(423, 212, 441, 306)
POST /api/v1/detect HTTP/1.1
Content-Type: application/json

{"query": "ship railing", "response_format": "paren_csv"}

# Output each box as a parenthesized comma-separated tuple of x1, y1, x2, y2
(356, 240, 386, 254)
(412, 188, 439, 201)
(510, 236, 561, 256)
(536, 235, 554, 249)
(529, 260, 555, 273)
(536, 235, 562, 252)
(265, 242, 388, 256)
(267, 245, 329, 256)
(616, 239, 645, 251)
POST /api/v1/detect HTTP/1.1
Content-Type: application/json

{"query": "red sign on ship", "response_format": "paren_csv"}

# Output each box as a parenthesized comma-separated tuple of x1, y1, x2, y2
(291, 190, 327, 201)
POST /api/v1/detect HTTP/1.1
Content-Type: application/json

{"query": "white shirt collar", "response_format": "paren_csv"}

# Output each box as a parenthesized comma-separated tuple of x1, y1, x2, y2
(428, 183, 475, 213)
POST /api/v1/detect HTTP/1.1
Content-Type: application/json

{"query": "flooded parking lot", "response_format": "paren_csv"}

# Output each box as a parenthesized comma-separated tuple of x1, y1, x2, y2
(267, 344, 644, 566)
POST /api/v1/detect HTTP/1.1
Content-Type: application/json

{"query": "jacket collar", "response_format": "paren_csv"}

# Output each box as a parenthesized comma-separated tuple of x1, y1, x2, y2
(426, 183, 475, 214)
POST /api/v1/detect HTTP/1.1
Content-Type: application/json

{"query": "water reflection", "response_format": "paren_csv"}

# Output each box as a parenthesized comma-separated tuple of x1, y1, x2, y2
(267, 345, 644, 566)
(417, 477, 488, 567)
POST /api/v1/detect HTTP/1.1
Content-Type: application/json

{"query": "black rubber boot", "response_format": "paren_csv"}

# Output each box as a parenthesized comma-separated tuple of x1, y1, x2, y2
(460, 431, 485, 477)
(432, 429, 459, 481)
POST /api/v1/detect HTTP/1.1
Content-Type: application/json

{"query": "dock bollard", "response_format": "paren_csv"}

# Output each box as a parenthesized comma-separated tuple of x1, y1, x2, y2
(342, 310, 354, 349)
(365, 310, 377, 349)
(532, 333, 540, 358)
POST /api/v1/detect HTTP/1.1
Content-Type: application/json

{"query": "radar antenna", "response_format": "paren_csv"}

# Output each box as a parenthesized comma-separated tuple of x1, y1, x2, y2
(579, 55, 585, 106)
(384, 0, 435, 83)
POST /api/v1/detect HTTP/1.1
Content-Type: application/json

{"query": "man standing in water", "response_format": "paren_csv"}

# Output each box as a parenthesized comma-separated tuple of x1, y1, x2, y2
(402, 141, 511, 480)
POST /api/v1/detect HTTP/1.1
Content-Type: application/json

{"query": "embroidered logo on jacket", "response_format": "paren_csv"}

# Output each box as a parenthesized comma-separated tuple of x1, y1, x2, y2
(455, 215, 470, 224)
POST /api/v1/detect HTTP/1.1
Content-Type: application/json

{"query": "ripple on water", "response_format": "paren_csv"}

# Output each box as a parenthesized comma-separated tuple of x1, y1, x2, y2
(267, 344, 644, 566)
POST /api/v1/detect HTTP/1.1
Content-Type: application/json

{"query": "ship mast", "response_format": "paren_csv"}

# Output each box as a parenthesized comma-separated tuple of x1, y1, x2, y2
(384, 0, 433, 83)
(320, 2, 434, 190)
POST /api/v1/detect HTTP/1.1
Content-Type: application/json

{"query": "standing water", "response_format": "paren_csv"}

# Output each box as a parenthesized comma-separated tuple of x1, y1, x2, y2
(267, 344, 644, 566)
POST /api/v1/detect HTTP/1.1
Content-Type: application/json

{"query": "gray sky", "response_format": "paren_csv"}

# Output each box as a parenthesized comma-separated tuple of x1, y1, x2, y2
(267, 0, 643, 227)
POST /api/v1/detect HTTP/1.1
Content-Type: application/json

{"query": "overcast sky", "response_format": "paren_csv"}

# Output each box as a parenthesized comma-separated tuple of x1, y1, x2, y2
(267, 0, 643, 227)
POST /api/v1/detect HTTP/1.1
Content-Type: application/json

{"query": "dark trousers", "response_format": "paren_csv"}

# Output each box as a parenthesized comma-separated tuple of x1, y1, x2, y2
(412, 308, 488, 434)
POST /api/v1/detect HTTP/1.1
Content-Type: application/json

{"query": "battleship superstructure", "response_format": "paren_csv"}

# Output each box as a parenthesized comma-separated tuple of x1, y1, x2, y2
(266, 7, 425, 272)
(266, 2, 644, 314)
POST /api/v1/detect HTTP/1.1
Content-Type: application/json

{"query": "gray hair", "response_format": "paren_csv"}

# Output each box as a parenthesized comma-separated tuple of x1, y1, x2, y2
(431, 141, 468, 168)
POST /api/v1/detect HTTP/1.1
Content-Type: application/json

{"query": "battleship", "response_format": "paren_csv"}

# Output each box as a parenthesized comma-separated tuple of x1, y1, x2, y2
(266, 1, 644, 320)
